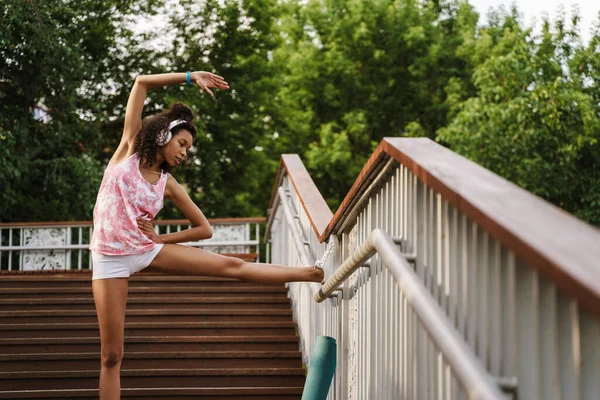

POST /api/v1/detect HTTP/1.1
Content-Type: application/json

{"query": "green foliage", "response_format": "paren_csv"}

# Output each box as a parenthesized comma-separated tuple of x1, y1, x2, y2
(2, 0, 599, 228)
(0, 0, 162, 222)
(149, 0, 284, 218)
(438, 8, 600, 225)
(270, 0, 479, 210)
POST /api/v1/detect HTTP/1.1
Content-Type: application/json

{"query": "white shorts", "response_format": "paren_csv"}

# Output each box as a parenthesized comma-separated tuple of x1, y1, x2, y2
(91, 245, 164, 280)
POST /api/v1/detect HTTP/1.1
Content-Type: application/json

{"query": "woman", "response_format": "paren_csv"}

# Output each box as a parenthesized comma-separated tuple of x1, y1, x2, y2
(89, 71, 323, 399)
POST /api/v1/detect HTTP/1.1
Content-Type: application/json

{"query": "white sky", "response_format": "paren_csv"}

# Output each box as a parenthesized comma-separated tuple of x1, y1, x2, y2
(470, 0, 599, 43)
(135, 1, 600, 45)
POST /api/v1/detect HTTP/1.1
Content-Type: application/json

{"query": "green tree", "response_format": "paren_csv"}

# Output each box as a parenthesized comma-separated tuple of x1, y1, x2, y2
(270, 0, 479, 210)
(0, 0, 162, 221)
(144, 0, 284, 218)
(438, 8, 600, 225)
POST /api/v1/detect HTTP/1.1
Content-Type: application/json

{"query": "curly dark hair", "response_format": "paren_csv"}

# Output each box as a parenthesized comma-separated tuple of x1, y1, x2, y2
(134, 102, 198, 171)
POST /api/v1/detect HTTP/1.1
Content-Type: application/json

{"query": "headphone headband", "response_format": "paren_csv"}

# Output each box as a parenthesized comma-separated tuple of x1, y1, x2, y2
(157, 119, 188, 146)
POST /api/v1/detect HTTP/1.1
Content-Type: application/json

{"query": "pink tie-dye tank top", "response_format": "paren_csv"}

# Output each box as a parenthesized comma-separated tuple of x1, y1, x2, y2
(89, 153, 168, 255)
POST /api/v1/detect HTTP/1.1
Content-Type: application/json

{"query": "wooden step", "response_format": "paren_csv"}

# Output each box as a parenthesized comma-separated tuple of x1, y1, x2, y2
(0, 308, 293, 324)
(0, 368, 306, 390)
(0, 296, 290, 311)
(0, 386, 303, 399)
(0, 271, 305, 398)
(0, 335, 301, 353)
(0, 274, 283, 288)
(0, 351, 303, 371)
(0, 321, 297, 338)
(0, 285, 288, 297)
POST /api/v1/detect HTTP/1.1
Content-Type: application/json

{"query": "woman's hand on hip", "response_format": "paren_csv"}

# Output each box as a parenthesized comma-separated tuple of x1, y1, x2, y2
(191, 71, 229, 98)
(136, 218, 163, 244)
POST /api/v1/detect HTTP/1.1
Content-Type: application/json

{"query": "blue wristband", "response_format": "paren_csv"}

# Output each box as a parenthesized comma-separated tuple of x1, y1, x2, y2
(186, 71, 191, 86)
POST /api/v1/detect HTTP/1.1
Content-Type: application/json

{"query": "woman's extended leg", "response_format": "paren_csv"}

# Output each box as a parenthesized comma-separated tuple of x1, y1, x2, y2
(146, 244, 323, 284)
(92, 278, 129, 400)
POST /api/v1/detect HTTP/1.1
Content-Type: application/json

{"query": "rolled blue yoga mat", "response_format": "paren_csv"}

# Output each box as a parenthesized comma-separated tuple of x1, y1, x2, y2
(301, 336, 337, 400)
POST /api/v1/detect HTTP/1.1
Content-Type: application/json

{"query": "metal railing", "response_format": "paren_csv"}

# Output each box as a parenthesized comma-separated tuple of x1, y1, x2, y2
(266, 138, 600, 400)
(0, 218, 263, 271)
(271, 177, 504, 399)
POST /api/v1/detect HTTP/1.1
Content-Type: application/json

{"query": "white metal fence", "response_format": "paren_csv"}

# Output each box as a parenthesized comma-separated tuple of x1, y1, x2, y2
(266, 139, 600, 400)
(0, 219, 262, 271)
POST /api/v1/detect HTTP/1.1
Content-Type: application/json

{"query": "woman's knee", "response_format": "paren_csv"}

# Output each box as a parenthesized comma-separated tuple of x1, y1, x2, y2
(222, 256, 245, 277)
(101, 347, 124, 369)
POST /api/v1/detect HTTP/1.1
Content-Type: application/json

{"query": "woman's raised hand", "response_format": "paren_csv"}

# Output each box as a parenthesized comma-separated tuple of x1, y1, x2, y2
(191, 71, 229, 98)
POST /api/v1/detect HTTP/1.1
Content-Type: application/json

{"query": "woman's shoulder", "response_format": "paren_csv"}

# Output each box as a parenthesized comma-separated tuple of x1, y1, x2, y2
(164, 173, 179, 197)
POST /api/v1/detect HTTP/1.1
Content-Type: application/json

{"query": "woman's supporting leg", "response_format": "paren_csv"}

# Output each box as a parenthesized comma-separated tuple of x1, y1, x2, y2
(147, 244, 323, 284)
(92, 277, 129, 400)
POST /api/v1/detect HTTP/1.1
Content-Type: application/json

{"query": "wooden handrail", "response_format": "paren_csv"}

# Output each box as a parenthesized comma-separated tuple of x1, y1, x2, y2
(0, 217, 266, 228)
(268, 137, 600, 317)
(266, 154, 333, 241)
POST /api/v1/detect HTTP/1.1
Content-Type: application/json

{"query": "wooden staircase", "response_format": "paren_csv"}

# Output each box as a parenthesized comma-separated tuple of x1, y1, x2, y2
(0, 270, 305, 399)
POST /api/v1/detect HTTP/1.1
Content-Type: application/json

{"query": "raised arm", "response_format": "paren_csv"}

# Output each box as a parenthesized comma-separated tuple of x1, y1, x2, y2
(116, 72, 229, 160)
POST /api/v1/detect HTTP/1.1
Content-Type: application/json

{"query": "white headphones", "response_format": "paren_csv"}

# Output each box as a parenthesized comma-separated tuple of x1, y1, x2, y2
(156, 119, 187, 146)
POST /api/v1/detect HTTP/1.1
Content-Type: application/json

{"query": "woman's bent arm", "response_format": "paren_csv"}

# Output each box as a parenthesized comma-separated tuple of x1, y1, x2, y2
(136, 175, 213, 244)
(155, 225, 213, 244)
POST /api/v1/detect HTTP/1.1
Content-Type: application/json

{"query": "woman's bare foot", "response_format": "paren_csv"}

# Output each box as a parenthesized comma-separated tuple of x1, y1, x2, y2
(312, 266, 325, 284)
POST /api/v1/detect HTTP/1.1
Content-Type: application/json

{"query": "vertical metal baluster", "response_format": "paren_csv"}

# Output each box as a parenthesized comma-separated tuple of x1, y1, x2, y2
(410, 174, 415, 255)
(393, 274, 399, 396)
(539, 279, 560, 400)
(449, 206, 457, 329)
(413, 311, 419, 400)
(367, 196, 373, 399)
(358, 214, 363, 400)
(408, 306, 413, 400)
(517, 263, 540, 399)
(8, 228, 13, 271)
(417, 180, 426, 281)
(448, 208, 457, 398)
(245, 223, 250, 253)
(557, 295, 581, 400)
(20, 228, 24, 270)
(442, 200, 450, 317)
(374, 190, 380, 399)
(432, 193, 442, 398)
(400, 166, 404, 246)
(437, 194, 443, 308)
(458, 215, 467, 338)
(503, 251, 517, 386)
(428, 188, 434, 293)
(445, 358, 452, 400)
(407, 171, 412, 252)
(467, 221, 477, 352)
(383, 266, 389, 399)
(66, 227, 72, 270)
(78, 227, 83, 270)
(490, 242, 501, 377)
(391, 169, 396, 242)
(378, 187, 384, 398)
(385, 181, 391, 399)
(477, 230, 489, 368)
(402, 292, 407, 399)
(255, 223, 260, 261)
(363, 264, 368, 400)
(416, 319, 435, 399)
